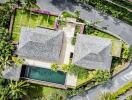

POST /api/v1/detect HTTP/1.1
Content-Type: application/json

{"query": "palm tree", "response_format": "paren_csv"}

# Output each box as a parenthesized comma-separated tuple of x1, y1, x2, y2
(0, 57, 11, 68)
(12, 56, 24, 65)
(7, 80, 30, 99)
(0, 80, 30, 99)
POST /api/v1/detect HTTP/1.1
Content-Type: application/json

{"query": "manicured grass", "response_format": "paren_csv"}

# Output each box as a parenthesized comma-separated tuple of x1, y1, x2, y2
(37, 14, 48, 27)
(90, 30, 118, 40)
(12, 9, 57, 42)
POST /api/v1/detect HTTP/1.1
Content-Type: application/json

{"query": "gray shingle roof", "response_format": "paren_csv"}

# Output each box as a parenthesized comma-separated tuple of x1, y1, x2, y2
(17, 27, 64, 63)
(73, 34, 112, 70)
(2, 64, 22, 81)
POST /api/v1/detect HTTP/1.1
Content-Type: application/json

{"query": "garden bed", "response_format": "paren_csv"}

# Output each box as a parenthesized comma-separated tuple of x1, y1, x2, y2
(12, 8, 57, 41)
(111, 57, 130, 76)
(76, 70, 96, 87)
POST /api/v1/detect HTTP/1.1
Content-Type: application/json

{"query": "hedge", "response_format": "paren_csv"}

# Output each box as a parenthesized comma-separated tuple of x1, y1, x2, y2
(112, 81, 132, 99)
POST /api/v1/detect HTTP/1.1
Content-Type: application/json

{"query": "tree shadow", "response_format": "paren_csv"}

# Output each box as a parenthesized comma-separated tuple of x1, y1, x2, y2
(25, 83, 45, 99)
(50, 0, 76, 11)
(50, 0, 93, 12)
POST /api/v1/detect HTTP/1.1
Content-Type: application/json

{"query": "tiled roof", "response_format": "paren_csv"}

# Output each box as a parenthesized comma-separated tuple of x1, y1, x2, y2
(73, 34, 112, 70)
(17, 27, 64, 63)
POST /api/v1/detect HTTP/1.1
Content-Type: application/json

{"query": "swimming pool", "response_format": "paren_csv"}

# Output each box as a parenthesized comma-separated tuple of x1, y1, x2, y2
(21, 65, 66, 85)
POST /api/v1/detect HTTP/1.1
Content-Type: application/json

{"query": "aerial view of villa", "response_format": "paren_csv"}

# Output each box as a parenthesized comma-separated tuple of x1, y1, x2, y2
(0, 0, 132, 100)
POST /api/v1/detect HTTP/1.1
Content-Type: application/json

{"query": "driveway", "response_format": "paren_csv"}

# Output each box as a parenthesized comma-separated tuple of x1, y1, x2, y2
(69, 62, 132, 100)
(37, 0, 132, 45)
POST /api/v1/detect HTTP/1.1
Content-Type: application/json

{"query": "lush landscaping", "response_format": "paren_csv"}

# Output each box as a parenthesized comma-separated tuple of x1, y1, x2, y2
(12, 9, 57, 41)
(0, 1, 132, 99)
(84, 25, 118, 40)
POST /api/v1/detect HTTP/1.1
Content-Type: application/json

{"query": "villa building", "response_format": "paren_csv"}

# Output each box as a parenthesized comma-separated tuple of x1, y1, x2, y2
(2, 18, 114, 89)
(73, 34, 112, 71)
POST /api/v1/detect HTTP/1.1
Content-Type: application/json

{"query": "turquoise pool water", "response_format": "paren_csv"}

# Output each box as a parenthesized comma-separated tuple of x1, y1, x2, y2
(24, 66, 66, 85)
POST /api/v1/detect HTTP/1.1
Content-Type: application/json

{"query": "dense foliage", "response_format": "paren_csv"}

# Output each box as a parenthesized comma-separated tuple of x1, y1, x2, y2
(0, 29, 15, 73)
(0, 4, 12, 28)
(0, 80, 30, 100)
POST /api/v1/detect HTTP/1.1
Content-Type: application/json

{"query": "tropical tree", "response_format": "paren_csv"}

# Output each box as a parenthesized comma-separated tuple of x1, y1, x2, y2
(0, 40, 15, 58)
(0, 3, 12, 27)
(7, 80, 30, 99)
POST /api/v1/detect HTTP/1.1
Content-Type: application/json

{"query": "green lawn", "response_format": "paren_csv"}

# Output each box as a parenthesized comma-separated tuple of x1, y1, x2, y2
(28, 84, 66, 99)
(12, 9, 57, 41)
(90, 30, 118, 40)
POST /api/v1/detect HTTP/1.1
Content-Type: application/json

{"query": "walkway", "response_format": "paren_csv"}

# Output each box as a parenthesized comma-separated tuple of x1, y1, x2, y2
(69, 62, 132, 100)
(37, 0, 132, 45)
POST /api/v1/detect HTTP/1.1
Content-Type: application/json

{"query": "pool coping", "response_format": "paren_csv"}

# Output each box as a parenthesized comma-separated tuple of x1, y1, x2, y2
(20, 65, 68, 89)
(21, 77, 67, 89)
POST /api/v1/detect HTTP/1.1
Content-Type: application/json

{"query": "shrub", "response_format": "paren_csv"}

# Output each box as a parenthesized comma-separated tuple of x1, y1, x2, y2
(61, 64, 69, 72)
(121, 44, 129, 59)
(126, 95, 132, 100)
(112, 81, 132, 99)
(128, 46, 132, 60)
(93, 70, 111, 84)
(68, 64, 88, 78)
(51, 63, 58, 72)
(61, 11, 77, 18)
